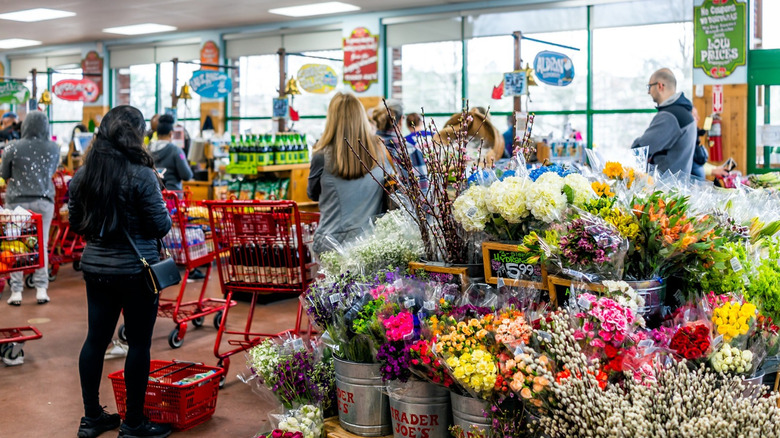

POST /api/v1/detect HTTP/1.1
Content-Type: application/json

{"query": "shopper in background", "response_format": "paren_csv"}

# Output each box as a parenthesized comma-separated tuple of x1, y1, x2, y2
(1, 111, 59, 306)
(69, 105, 172, 438)
(631, 68, 696, 175)
(372, 100, 428, 193)
(145, 113, 160, 144)
(0, 111, 20, 142)
(502, 115, 515, 158)
(149, 114, 193, 191)
(307, 92, 389, 255)
(690, 107, 708, 179)
(404, 112, 432, 146)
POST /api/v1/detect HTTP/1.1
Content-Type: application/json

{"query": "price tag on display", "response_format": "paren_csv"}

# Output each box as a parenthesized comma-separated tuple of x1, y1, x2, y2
(329, 293, 341, 305)
(423, 301, 436, 311)
(404, 297, 415, 309)
(730, 257, 743, 272)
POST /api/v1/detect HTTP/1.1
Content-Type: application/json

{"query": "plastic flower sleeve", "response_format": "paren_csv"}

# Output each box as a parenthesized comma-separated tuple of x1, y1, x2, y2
(268, 404, 324, 438)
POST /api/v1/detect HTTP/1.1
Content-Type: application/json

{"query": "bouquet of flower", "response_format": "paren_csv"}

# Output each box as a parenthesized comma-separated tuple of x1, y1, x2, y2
(712, 299, 757, 343)
(743, 237, 780, 324)
(496, 348, 554, 408)
(256, 429, 303, 438)
(268, 405, 324, 438)
(668, 323, 711, 361)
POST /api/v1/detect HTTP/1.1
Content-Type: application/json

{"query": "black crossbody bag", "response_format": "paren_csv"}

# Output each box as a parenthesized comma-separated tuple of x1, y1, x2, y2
(122, 229, 181, 294)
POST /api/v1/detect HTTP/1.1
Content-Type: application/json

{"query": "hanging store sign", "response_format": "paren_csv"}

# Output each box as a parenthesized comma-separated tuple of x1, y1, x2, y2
(200, 41, 220, 71)
(81, 51, 104, 100)
(52, 78, 100, 102)
(0, 81, 30, 104)
(297, 64, 338, 94)
(343, 27, 378, 93)
(693, 0, 747, 84)
(273, 98, 289, 119)
(533, 51, 575, 87)
(503, 71, 527, 96)
(189, 70, 232, 99)
(712, 85, 724, 113)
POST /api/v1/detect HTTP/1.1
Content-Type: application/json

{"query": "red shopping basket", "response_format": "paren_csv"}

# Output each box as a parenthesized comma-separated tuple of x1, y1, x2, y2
(108, 360, 223, 431)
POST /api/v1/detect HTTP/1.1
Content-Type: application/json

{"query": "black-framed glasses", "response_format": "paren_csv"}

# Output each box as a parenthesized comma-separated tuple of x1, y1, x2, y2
(646, 82, 659, 91)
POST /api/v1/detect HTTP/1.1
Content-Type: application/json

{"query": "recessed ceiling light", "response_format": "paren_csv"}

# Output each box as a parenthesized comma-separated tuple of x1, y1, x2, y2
(0, 8, 76, 22)
(102, 23, 177, 36)
(269, 2, 360, 17)
(0, 38, 42, 49)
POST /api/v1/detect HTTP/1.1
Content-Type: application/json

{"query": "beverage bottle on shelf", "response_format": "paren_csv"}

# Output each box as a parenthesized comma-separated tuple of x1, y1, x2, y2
(284, 133, 294, 164)
(257, 242, 269, 282)
(265, 134, 275, 166)
(274, 133, 285, 165)
(249, 134, 258, 167)
(228, 243, 243, 281)
(258, 134, 269, 166)
(229, 135, 238, 164)
(301, 134, 310, 163)
(289, 247, 301, 284)
(292, 134, 302, 164)
(244, 241, 257, 282)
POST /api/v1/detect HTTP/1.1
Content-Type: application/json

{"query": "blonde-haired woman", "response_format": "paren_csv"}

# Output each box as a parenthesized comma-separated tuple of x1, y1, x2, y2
(307, 92, 389, 255)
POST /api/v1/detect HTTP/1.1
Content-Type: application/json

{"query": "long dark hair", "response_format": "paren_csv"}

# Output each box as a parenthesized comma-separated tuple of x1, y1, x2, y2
(76, 105, 155, 238)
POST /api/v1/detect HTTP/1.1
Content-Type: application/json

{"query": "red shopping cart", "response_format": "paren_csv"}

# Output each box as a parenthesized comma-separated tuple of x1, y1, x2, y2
(0, 209, 45, 365)
(46, 169, 86, 282)
(119, 191, 236, 349)
(205, 200, 319, 384)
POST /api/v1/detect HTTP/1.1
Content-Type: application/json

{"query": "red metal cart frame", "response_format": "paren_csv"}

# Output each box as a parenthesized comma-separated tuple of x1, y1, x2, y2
(205, 200, 319, 383)
(47, 169, 86, 281)
(119, 191, 236, 349)
(0, 210, 45, 365)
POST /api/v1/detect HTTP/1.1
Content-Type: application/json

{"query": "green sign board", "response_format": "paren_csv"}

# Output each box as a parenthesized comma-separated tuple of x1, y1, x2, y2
(0, 81, 30, 104)
(693, 0, 747, 82)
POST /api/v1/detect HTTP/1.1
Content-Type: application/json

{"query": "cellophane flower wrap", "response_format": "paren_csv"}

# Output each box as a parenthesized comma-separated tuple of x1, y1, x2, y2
(243, 335, 335, 414)
(667, 304, 713, 363)
(268, 404, 324, 438)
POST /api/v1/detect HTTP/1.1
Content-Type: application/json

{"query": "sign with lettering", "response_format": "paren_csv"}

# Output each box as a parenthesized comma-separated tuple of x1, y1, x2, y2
(712, 84, 723, 113)
(693, 0, 747, 84)
(189, 70, 232, 99)
(390, 406, 444, 438)
(408, 262, 468, 291)
(343, 27, 378, 92)
(52, 78, 99, 102)
(0, 81, 30, 104)
(81, 51, 103, 100)
(272, 98, 289, 119)
(200, 41, 220, 71)
(503, 71, 527, 96)
(297, 64, 338, 94)
(533, 51, 575, 87)
(482, 242, 546, 288)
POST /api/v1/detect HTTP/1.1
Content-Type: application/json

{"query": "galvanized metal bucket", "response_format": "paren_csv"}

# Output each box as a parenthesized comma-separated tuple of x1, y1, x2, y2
(626, 278, 666, 318)
(388, 379, 451, 438)
(450, 392, 490, 437)
(334, 357, 392, 436)
(743, 371, 766, 399)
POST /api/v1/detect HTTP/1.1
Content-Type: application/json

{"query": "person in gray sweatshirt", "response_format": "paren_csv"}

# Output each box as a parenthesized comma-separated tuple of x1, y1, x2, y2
(148, 114, 192, 191)
(631, 68, 696, 175)
(1, 111, 60, 305)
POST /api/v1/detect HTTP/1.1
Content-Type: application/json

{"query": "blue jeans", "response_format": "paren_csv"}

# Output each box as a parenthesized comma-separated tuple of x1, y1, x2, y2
(9, 199, 54, 293)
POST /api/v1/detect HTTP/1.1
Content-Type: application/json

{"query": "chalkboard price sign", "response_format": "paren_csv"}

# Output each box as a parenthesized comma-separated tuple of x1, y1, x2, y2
(408, 262, 468, 291)
(482, 242, 546, 289)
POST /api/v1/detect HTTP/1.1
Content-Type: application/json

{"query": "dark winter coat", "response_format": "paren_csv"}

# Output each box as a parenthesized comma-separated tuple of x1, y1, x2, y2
(149, 140, 192, 191)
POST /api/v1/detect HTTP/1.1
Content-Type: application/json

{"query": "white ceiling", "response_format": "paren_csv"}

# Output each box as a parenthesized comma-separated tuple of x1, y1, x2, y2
(0, 0, 476, 51)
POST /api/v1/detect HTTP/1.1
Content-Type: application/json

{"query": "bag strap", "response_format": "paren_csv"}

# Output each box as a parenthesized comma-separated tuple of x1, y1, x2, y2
(122, 228, 150, 269)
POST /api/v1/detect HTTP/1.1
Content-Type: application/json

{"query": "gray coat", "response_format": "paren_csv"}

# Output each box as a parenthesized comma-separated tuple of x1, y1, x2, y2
(1, 111, 60, 205)
(307, 150, 385, 255)
(632, 92, 697, 175)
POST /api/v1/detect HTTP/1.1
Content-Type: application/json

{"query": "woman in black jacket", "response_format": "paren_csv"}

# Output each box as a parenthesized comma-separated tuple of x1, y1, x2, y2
(69, 106, 173, 438)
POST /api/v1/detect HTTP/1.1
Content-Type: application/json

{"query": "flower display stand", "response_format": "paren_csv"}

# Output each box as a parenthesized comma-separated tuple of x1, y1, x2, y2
(324, 417, 392, 438)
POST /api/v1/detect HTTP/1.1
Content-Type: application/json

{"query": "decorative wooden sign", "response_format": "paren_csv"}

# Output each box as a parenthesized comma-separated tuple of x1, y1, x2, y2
(408, 262, 468, 291)
(482, 241, 546, 287)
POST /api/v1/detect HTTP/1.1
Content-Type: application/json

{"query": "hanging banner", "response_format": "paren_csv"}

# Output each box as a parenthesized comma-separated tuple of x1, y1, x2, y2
(273, 98, 289, 119)
(533, 51, 575, 87)
(189, 70, 232, 99)
(81, 51, 104, 99)
(503, 71, 527, 97)
(52, 78, 100, 102)
(297, 64, 338, 94)
(343, 27, 378, 93)
(200, 41, 220, 71)
(0, 81, 30, 104)
(693, 0, 747, 85)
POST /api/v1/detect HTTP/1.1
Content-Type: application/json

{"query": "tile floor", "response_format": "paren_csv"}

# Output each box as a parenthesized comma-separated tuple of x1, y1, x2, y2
(0, 263, 303, 437)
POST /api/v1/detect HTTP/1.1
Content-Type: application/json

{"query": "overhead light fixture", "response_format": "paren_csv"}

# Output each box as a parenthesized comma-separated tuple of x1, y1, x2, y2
(0, 38, 42, 49)
(269, 2, 360, 17)
(0, 8, 76, 22)
(102, 23, 177, 36)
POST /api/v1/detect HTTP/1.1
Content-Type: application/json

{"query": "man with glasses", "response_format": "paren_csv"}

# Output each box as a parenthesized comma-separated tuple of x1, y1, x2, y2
(631, 68, 696, 175)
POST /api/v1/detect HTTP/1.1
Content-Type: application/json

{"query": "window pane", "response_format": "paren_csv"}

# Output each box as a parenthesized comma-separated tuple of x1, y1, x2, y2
(468, 6, 586, 37)
(286, 50, 344, 116)
(50, 68, 84, 122)
(235, 55, 279, 119)
(160, 61, 202, 121)
(390, 41, 462, 114)
(761, 0, 780, 49)
(592, 113, 656, 161)
(593, 22, 693, 110)
(127, 64, 156, 119)
(467, 31, 587, 113)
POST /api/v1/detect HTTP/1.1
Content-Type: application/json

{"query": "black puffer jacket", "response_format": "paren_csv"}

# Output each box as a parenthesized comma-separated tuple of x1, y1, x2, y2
(68, 164, 172, 275)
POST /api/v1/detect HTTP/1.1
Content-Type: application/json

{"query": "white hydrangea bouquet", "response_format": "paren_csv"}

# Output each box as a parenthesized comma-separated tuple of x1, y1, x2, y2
(453, 165, 596, 241)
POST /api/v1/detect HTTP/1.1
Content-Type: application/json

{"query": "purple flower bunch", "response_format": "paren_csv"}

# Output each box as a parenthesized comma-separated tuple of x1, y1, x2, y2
(485, 394, 527, 438)
(559, 218, 622, 267)
(271, 349, 329, 409)
(302, 272, 362, 330)
(376, 342, 412, 382)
